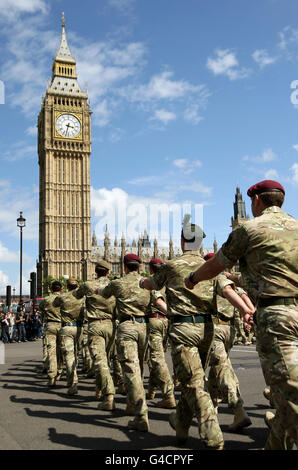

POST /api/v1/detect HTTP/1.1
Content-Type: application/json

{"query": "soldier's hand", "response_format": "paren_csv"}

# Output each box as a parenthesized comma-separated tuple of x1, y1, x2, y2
(242, 312, 254, 327)
(139, 278, 145, 289)
(185, 276, 195, 290)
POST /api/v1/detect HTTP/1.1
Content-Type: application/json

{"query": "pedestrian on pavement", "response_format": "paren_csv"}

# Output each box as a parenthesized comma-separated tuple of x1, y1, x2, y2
(16, 310, 27, 342)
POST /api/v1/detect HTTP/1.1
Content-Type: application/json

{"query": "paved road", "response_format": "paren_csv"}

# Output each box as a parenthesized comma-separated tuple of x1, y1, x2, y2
(0, 339, 271, 451)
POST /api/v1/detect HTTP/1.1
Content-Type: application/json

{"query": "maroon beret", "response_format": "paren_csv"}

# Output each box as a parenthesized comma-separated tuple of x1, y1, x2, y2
(247, 180, 285, 197)
(204, 253, 215, 261)
(124, 253, 142, 264)
(149, 258, 163, 265)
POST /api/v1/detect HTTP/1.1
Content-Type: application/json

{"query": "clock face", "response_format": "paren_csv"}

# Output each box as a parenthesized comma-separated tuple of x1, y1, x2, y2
(56, 114, 81, 138)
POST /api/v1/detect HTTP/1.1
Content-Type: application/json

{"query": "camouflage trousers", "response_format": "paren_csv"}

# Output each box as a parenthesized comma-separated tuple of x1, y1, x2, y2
(256, 305, 298, 450)
(208, 324, 243, 409)
(233, 310, 247, 344)
(116, 320, 148, 417)
(88, 319, 115, 397)
(59, 326, 83, 389)
(147, 317, 174, 398)
(81, 323, 93, 373)
(169, 321, 223, 449)
(109, 331, 124, 387)
(44, 321, 63, 380)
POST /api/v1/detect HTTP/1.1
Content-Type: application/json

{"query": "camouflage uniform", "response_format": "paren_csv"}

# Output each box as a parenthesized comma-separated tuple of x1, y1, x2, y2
(53, 288, 85, 393)
(101, 271, 150, 420)
(233, 309, 247, 344)
(76, 278, 116, 401)
(150, 250, 224, 449)
(146, 289, 174, 401)
(216, 206, 298, 450)
(208, 283, 246, 412)
(81, 320, 93, 374)
(39, 294, 63, 384)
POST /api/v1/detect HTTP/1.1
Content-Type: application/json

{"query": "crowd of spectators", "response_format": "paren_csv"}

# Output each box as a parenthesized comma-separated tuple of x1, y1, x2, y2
(0, 304, 44, 343)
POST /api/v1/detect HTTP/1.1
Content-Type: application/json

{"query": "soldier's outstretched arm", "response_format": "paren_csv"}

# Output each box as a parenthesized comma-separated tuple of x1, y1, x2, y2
(222, 285, 254, 318)
(224, 272, 241, 286)
(185, 257, 224, 289)
(139, 278, 154, 290)
(154, 297, 167, 315)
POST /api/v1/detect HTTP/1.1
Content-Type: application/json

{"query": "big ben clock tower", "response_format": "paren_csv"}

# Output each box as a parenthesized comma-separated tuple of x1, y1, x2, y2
(37, 14, 92, 295)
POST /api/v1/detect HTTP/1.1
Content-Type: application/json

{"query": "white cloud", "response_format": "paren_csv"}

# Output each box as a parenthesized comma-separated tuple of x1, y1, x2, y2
(128, 175, 163, 186)
(178, 182, 212, 196)
(108, 0, 136, 13)
(25, 125, 37, 136)
(173, 159, 188, 169)
(1, 13, 210, 132)
(293, 144, 298, 152)
(126, 71, 206, 101)
(265, 169, 279, 179)
(290, 163, 298, 185)
(0, 270, 9, 293)
(206, 49, 250, 80)
(243, 148, 278, 164)
(76, 41, 147, 102)
(0, 0, 47, 21)
(261, 148, 278, 162)
(0, 241, 18, 263)
(184, 104, 203, 125)
(0, 180, 38, 240)
(3, 141, 36, 162)
(278, 26, 298, 50)
(252, 49, 277, 68)
(91, 185, 207, 245)
(173, 158, 202, 174)
(151, 109, 176, 124)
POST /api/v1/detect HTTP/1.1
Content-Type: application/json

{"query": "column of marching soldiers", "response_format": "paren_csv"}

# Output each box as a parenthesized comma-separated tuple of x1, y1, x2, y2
(39, 179, 298, 451)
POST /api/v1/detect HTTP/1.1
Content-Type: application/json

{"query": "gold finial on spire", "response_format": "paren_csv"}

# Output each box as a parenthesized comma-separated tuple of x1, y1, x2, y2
(62, 12, 65, 28)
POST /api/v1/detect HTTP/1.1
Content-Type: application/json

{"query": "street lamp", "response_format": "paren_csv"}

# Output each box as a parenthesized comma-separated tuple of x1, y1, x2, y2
(81, 258, 86, 281)
(17, 211, 26, 304)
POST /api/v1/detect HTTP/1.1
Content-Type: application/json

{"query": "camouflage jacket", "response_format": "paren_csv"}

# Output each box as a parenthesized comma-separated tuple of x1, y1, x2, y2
(147, 288, 167, 317)
(53, 289, 85, 324)
(150, 250, 232, 317)
(39, 293, 61, 322)
(101, 271, 151, 320)
(76, 278, 116, 321)
(216, 206, 298, 304)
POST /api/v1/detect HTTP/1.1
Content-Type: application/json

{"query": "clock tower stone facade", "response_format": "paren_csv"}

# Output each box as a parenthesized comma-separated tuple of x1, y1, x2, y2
(37, 14, 92, 295)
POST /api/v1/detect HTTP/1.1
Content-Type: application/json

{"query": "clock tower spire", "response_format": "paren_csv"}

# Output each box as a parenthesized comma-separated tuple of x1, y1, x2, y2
(37, 14, 92, 294)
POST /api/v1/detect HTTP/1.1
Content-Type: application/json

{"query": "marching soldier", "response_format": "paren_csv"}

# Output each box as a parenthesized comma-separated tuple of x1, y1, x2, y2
(204, 253, 252, 432)
(39, 281, 63, 388)
(185, 180, 298, 450)
(146, 258, 176, 409)
(53, 278, 85, 396)
(95, 254, 151, 432)
(140, 219, 254, 449)
(76, 260, 117, 410)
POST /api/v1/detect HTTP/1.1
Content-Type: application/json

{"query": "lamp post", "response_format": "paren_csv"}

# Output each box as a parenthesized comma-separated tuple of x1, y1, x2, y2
(17, 211, 26, 304)
(81, 257, 86, 281)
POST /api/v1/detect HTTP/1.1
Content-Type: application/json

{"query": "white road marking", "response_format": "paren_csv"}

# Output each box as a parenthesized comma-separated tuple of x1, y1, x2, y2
(232, 348, 258, 354)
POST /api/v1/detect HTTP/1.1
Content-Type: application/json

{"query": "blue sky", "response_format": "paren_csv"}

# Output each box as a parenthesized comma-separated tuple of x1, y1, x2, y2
(0, 0, 298, 295)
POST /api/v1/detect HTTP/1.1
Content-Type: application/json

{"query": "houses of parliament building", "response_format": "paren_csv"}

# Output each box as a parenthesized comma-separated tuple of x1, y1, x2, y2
(36, 15, 249, 295)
